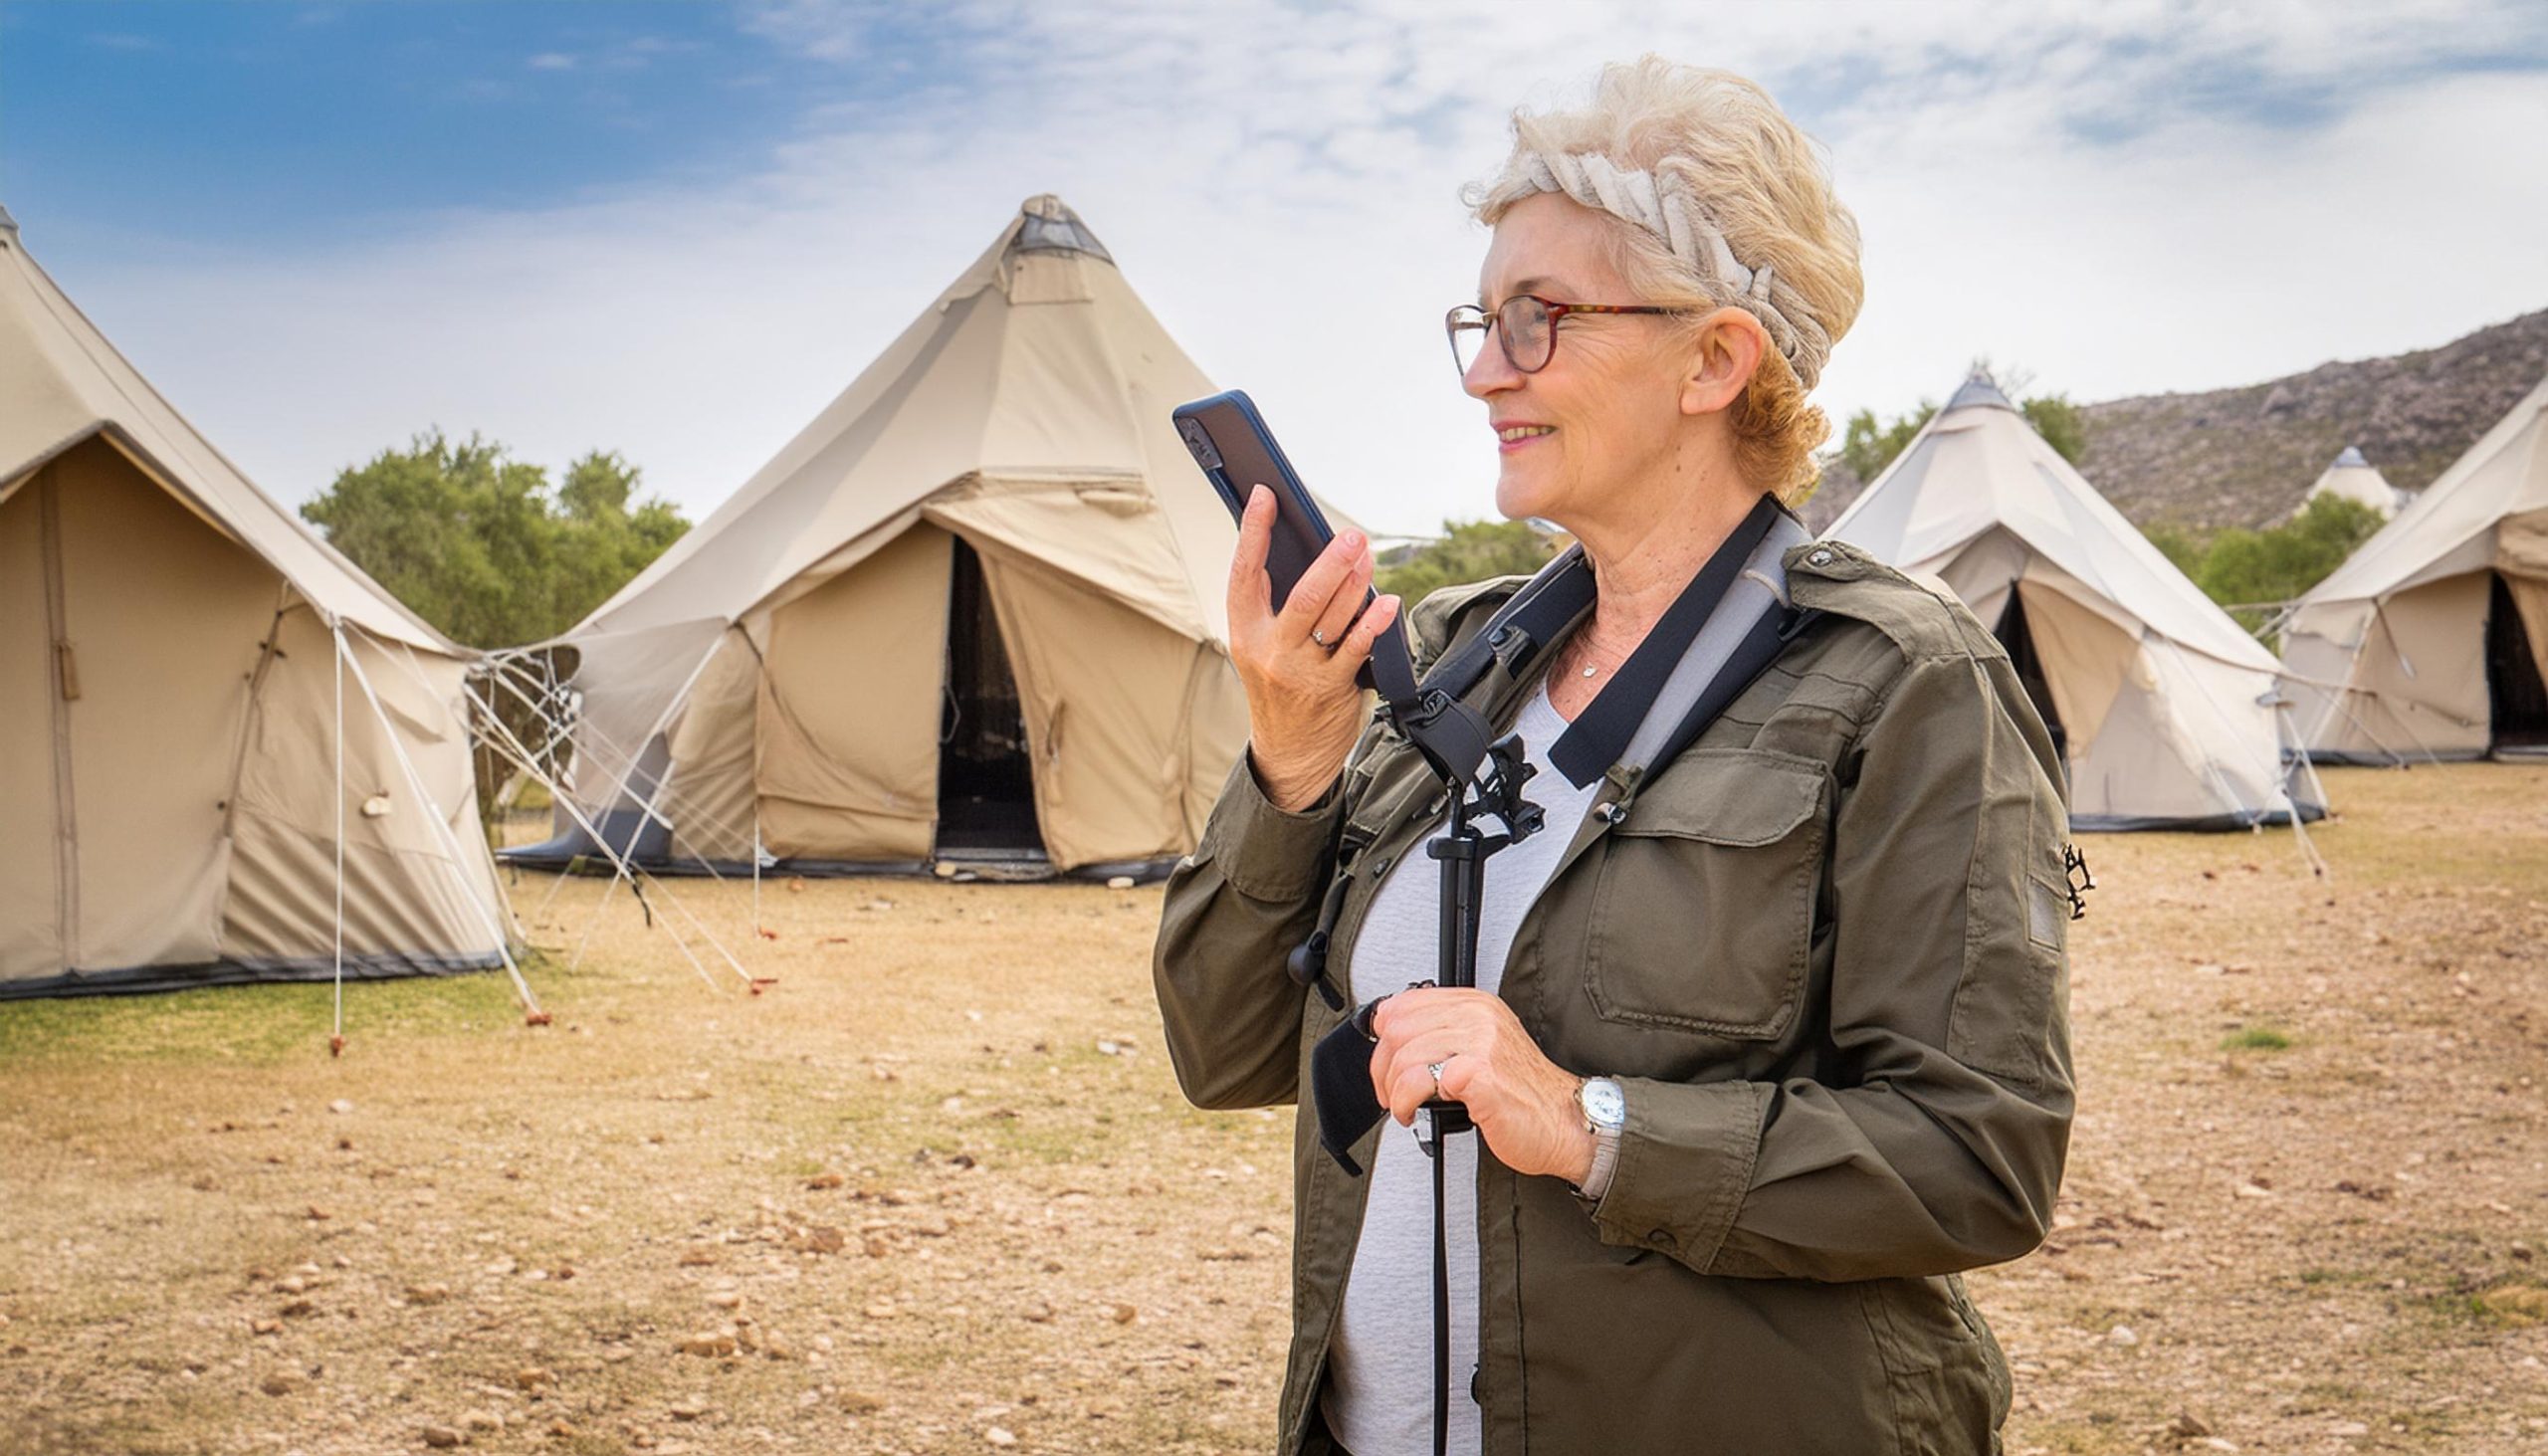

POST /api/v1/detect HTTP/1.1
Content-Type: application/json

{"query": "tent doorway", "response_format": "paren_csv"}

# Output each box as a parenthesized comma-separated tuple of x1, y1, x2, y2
(937, 537, 1045, 855)
(2486, 572, 2548, 752)
(1992, 589, 2069, 780)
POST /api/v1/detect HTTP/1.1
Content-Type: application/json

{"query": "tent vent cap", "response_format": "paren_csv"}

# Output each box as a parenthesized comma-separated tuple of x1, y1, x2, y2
(1943, 373, 2018, 415)
(1010, 194, 1113, 264)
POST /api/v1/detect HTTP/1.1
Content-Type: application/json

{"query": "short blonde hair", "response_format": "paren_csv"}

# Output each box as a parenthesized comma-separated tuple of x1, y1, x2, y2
(1465, 59, 1863, 504)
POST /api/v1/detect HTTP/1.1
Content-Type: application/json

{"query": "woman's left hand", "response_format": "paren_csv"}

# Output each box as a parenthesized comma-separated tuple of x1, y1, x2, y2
(1369, 986, 1595, 1184)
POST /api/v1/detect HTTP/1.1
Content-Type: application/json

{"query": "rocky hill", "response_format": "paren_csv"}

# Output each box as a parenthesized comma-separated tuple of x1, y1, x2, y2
(1801, 306, 2548, 534)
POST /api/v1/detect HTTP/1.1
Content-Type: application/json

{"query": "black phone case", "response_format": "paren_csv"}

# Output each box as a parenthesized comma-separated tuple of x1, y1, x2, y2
(1171, 390, 1400, 692)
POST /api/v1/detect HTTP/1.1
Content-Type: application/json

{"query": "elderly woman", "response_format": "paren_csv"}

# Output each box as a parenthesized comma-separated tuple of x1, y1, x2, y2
(1155, 58, 2072, 1456)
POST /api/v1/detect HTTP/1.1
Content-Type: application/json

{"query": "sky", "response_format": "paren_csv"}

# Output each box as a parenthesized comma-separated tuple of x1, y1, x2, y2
(4, 0, 2546, 539)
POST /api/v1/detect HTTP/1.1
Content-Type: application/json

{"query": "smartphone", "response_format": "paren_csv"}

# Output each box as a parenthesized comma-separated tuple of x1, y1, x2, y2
(1171, 390, 1408, 694)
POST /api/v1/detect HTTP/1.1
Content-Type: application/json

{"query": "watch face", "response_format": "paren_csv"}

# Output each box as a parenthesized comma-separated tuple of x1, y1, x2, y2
(1582, 1079, 1626, 1130)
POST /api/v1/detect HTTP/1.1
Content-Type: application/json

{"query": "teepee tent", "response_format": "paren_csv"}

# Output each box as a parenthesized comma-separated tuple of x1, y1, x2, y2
(1825, 375, 2325, 830)
(2298, 446, 2413, 520)
(2283, 373, 2548, 762)
(502, 196, 1263, 880)
(0, 206, 523, 1002)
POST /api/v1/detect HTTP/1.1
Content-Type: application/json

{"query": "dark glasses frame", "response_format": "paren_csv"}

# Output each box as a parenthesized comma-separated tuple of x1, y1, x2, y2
(1444, 295, 1689, 376)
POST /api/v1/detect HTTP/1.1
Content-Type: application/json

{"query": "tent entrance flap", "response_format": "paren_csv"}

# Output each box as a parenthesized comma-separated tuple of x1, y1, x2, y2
(937, 535, 1043, 855)
(2486, 572, 2548, 749)
(1992, 588, 2067, 778)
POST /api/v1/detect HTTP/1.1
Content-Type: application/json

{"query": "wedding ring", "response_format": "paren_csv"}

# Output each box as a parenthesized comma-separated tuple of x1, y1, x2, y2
(1426, 1059, 1449, 1098)
(1311, 628, 1330, 648)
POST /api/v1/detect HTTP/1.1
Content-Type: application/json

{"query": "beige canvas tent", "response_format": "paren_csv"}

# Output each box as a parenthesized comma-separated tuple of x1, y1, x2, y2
(2283, 372, 2548, 762)
(1824, 375, 2326, 830)
(0, 206, 521, 1001)
(2298, 445, 2413, 520)
(502, 196, 1259, 879)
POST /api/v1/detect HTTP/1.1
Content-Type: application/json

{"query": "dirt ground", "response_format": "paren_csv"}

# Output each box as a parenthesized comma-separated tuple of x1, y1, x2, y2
(1, 763, 2543, 1456)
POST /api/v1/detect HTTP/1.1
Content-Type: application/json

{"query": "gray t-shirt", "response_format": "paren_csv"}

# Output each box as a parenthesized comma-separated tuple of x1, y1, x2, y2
(1321, 682, 1605, 1456)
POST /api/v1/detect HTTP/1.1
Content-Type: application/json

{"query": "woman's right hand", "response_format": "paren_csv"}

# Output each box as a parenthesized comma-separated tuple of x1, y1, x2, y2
(1226, 485, 1402, 812)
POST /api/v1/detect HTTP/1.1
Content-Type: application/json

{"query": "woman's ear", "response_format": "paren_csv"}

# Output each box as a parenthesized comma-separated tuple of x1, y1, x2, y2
(1679, 308, 1767, 418)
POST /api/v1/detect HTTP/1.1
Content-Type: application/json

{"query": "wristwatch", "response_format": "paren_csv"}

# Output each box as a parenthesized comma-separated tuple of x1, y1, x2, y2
(1575, 1077, 1626, 1202)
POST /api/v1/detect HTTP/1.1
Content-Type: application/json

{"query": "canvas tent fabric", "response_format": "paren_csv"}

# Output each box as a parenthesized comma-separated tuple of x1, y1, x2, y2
(2283, 371, 2548, 761)
(2299, 446, 2414, 520)
(511, 196, 1266, 878)
(1822, 375, 2325, 830)
(0, 208, 512, 998)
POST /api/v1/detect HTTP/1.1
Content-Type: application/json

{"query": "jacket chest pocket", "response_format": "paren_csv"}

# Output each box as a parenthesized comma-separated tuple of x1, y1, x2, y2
(1583, 750, 1828, 1040)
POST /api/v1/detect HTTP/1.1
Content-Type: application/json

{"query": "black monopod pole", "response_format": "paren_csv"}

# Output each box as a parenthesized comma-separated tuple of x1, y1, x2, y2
(1413, 733, 1538, 1456)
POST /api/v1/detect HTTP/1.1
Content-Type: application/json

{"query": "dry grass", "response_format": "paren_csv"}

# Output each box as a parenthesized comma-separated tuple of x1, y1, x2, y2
(1, 764, 2544, 1455)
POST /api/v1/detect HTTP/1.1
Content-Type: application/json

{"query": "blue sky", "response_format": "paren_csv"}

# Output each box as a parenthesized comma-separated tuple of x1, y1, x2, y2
(3, 3, 825, 248)
(5, 1, 2546, 536)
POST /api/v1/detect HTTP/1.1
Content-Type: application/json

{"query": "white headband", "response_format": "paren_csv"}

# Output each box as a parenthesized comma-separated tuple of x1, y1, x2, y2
(1512, 149, 1833, 389)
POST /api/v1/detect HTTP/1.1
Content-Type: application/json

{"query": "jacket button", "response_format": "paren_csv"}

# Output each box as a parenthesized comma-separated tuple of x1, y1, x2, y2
(1597, 802, 1626, 825)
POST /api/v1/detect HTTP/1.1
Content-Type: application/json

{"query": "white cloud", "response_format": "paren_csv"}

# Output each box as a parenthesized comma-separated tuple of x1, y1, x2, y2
(49, 0, 2548, 542)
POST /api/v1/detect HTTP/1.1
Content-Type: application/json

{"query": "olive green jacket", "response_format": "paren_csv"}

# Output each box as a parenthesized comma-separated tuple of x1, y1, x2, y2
(1153, 540, 2074, 1456)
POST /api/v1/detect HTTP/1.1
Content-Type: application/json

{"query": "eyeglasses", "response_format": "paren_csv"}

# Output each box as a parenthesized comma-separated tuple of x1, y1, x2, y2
(1444, 295, 1688, 378)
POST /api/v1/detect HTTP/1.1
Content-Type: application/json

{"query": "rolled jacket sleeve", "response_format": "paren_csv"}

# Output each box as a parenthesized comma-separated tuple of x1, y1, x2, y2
(1591, 644, 2075, 1282)
(1153, 747, 1347, 1112)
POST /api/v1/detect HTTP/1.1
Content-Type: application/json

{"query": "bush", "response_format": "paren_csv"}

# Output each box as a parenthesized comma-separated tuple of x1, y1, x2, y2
(2143, 496, 2386, 633)
(1374, 519, 1563, 605)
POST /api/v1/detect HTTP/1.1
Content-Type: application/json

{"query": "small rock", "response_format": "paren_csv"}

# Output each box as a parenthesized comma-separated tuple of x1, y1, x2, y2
(420, 1426, 462, 1449)
(547, 1421, 579, 1439)
(669, 1397, 710, 1422)
(251, 1318, 284, 1336)
(1105, 876, 1135, 891)
(677, 1334, 737, 1357)
(840, 1392, 884, 1414)
(2331, 1421, 2370, 1437)
(2170, 1410, 2214, 1438)
(862, 1302, 898, 1320)
(987, 1428, 1017, 1447)
(1022, 1302, 1054, 1324)
(806, 1171, 845, 1190)
(463, 1409, 503, 1433)
(514, 1366, 550, 1390)
(706, 1291, 743, 1310)
(329, 1099, 355, 1116)
(677, 1248, 717, 1267)
(279, 1299, 316, 1319)
(260, 1372, 303, 1396)
(1109, 1303, 1138, 1325)
(305, 1205, 331, 1221)
(405, 1283, 453, 1305)
(2107, 1325, 2139, 1348)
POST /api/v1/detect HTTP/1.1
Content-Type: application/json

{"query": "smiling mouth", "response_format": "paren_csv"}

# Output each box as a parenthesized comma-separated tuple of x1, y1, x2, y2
(1497, 425, 1555, 443)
